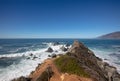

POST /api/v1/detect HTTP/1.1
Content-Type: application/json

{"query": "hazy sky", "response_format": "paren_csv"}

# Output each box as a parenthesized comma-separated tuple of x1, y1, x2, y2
(0, 0, 120, 38)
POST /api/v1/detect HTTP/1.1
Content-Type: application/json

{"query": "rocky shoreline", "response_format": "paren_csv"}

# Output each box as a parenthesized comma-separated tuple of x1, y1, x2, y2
(12, 40, 120, 81)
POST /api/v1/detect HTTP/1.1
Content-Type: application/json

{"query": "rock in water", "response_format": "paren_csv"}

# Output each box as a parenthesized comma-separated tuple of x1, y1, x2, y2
(65, 43, 70, 47)
(12, 76, 31, 81)
(46, 47, 53, 53)
(51, 54, 56, 58)
(68, 40, 120, 81)
(53, 42, 59, 46)
(60, 46, 67, 52)
(48, 54, 56, 58)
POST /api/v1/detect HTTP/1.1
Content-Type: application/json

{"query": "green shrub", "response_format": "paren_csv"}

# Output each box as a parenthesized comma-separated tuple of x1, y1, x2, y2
(54, 55, 90, 78)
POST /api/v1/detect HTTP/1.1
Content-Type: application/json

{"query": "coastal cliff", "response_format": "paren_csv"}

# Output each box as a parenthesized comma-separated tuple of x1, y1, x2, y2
(12, 40, 120, 81)
(98, 31, 120, 39)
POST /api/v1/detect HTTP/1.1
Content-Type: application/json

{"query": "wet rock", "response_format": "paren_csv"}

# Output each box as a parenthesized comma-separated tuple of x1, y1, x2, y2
(114, 62, 120, 65)
(48, 55, 51, 57)
(65, 43, 70, 47)
(60, 46, 67, 52)
(55, 50, 58, 52)
(109, 53, 120, 59)
(51, 54, 56, 58)
(58, 54, 63, 56)
(48, 54, 56, 58)
(46, 47, 53, 53)
(32, 56, 38, 60)
(0, 57, 8, 59)
(29, 53, 33, 56)
(26, 57, 30, 59)
(53, 42, 59, 46)
(104, 58, 108, 60)
(11, 76, 31, 81)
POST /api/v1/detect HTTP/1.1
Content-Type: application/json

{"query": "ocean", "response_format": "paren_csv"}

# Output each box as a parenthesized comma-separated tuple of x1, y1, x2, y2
(0, 39, 120, 81)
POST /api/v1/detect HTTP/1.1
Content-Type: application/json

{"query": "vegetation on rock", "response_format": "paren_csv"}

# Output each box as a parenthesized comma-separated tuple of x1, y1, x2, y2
(54, 55, 90, 78)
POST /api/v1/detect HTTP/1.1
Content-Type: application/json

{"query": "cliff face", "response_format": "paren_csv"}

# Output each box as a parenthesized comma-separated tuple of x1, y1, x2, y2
(68, 40, 120, 81)
(12, 40, 120, 81)
(98, 31, 120, 39)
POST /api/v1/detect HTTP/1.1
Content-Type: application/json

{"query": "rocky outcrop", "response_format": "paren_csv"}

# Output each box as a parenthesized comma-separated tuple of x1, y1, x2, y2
(12, 76, 31, 81)
(65, 43, 70, 47)
(36, 66, 54, 81)
(11, 40, 120, 81)
(52, 42, 59, 46)
(48, 54, 56, 58)
(68, 40, 120, 81)
(60, 46, 67, 52)
(46, 47, 53, 53)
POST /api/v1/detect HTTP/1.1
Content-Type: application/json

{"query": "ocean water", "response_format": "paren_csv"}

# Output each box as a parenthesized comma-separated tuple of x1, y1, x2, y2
(0, 39, 120, 81)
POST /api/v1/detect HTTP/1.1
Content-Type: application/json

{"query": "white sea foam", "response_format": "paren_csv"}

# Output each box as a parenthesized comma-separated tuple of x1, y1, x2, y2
(0, 43, 67, 81)
(91, 48, 120, 73)
(0, 53, 24, 58)
(0, 43, 120, 81)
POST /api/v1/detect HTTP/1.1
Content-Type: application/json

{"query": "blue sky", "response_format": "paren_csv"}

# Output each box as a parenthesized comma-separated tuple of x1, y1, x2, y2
(0, 0, 120, 38)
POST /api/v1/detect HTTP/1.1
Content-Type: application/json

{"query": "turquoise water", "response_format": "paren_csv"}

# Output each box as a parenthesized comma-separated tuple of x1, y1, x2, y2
(0, 39, 120, 81)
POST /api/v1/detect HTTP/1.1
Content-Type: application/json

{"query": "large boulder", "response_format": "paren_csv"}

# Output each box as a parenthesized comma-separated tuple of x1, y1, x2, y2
(48, 54, 56, 58)
(46, 47, 53, 53)
(60, 46, 67, 52)
(51, 54, 56, 58)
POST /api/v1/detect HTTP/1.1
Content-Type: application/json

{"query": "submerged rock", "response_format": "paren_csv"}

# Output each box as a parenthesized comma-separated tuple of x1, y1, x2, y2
(0, 57, 8, 59)
(46, 47, 53, 53)
(65, 43, 70, 47)
(109, 53, 120, 59)
(53, 42, 59, 46)
(32, 56, 38, 60)
(26, 57, 31, 59)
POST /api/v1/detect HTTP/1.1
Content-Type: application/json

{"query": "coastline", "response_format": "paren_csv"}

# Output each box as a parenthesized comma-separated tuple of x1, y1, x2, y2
(12, 40, 120, 81)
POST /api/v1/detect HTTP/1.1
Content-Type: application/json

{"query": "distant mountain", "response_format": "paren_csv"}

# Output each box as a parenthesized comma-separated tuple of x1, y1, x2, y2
(98, 31, 120, 39)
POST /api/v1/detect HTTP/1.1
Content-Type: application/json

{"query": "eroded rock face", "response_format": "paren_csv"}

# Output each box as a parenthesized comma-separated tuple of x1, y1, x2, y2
(68, 40, 94, 57)
(68, 40, 120, 81)
(36, 66, 54, 81)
